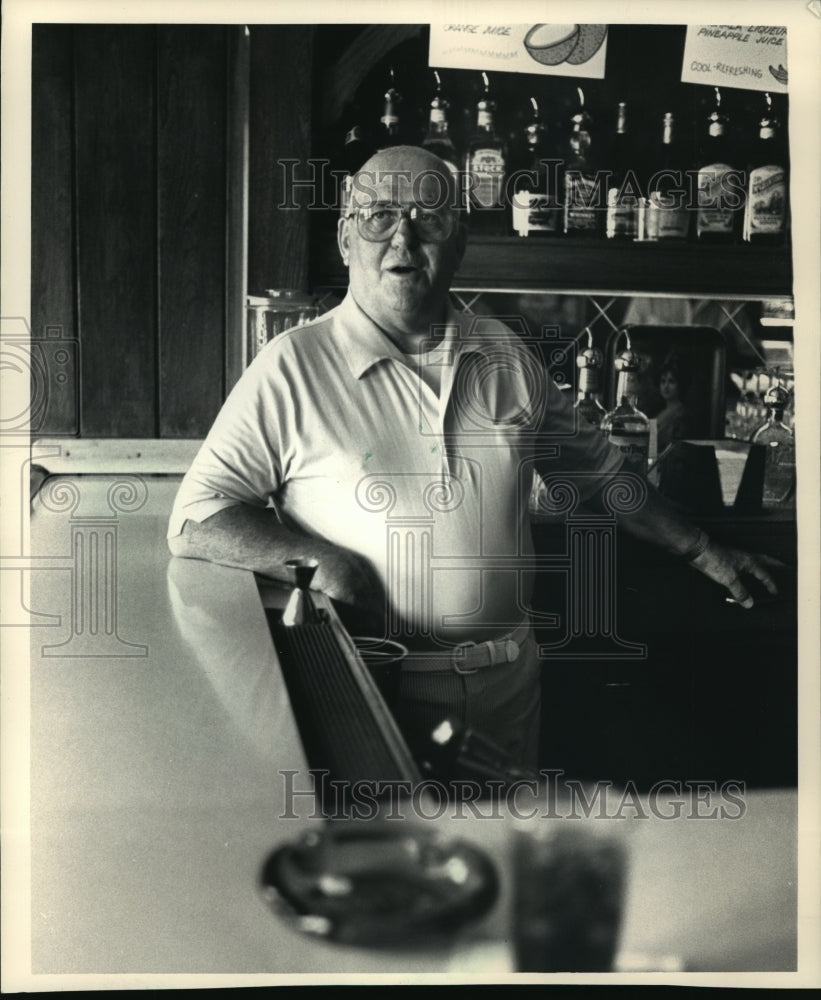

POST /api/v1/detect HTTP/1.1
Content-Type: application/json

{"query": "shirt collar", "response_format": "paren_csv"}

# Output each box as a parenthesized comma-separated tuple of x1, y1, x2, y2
(335, 291, 484, 380)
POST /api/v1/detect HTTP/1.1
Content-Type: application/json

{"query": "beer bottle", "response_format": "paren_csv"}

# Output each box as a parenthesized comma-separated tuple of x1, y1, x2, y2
(695, 87, 743, 243)
(742, 92, 788, 245)
(564, 88, 602, 237)
(510, 97, 561, 237)
(605, 102, 639, 241)
(643, 112, 690, 241)
(464, 72, 507, 233)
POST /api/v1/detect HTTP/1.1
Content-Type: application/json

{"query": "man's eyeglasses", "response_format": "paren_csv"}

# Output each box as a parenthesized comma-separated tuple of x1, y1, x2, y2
(345, 205, 458, 243)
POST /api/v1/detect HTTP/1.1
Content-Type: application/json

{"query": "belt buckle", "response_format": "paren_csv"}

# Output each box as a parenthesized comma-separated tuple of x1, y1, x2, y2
(504, 638, 520, 663)
(451, 641, 479, 675)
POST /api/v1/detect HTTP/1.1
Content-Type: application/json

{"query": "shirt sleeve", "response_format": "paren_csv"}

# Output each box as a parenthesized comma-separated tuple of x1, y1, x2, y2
(167, 356, 285, 539)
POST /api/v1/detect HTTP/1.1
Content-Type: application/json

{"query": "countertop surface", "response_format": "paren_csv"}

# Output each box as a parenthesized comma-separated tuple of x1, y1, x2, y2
(20, 473, 802, 984)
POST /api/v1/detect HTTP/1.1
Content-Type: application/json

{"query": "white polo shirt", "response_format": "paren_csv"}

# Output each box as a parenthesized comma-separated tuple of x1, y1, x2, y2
(169, 293, 623, 644)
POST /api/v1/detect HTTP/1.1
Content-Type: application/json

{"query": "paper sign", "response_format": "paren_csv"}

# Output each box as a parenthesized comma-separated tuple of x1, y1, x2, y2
(429, 24, 608, 78)
(681, 25, 788, 93)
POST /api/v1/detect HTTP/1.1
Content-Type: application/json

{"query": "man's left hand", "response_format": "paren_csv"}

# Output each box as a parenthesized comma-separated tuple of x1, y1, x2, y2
(689, 540, 781, 609)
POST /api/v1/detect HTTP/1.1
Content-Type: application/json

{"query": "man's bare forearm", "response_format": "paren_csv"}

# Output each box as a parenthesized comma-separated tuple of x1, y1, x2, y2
(167, 505, 386, 618)
(606, 480, 777, 607)
(615, 482, 704, 556)
(169, 505, 325, 579)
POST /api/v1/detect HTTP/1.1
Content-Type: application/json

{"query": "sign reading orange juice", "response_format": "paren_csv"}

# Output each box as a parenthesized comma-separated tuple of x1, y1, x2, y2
(682, 25, 788, 93)
(428, 24, 608, 78)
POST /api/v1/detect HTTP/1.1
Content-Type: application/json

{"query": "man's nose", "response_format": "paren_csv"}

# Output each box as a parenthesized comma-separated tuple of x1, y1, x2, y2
(390, 213, 419, 248)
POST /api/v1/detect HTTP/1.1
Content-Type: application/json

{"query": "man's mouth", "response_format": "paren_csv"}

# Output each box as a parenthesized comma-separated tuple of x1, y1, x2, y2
(385, 263, 419, 276)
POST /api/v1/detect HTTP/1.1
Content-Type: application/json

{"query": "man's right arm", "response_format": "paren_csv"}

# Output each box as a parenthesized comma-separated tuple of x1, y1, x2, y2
(168, 506, 386, 626)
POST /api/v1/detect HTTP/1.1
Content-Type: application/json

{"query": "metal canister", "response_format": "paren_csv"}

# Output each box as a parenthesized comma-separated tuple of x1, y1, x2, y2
(245, 288, 319, 364)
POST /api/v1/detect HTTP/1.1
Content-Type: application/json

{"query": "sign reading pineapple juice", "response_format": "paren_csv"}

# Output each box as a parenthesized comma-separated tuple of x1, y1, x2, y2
(682, 25, 788, 93)
(428, 24, 608, 78)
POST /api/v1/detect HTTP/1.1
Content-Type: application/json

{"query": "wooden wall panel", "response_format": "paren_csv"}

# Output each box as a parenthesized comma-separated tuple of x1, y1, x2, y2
(73, 25, 157, 436)
(31, 25, 78, 434)
(157, 25, 228, 437)
(247, 25, 313, 296)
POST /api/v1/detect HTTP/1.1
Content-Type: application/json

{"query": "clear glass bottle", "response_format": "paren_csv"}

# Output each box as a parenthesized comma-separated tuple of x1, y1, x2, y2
(695, 87, 741, 243)
(644, 112, 690, 241)
(338, 100, 372, 214)
(601, 335, 650, 475)
(374, 66, 403, 150)
(465, 72, 507, 232)
(510, 97, 561, 237)
(421, 70, 460, 179)
(605, 102, 638, 241)
(574, 331, 607, 427)
(751, 384, 795, 505)
(563, 87, 602, 237)
(742, 92, 788, 245)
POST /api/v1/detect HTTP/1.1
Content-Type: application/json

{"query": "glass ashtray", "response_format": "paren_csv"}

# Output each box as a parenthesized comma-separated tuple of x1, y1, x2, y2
(259, 823, 499, 948)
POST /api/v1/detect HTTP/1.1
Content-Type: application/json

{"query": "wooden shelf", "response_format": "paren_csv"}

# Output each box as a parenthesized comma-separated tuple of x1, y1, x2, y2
(312, 234, 793, 300)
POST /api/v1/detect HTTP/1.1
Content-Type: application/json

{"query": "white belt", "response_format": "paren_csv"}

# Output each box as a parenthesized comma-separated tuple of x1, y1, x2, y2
(400, 621, 531, 675)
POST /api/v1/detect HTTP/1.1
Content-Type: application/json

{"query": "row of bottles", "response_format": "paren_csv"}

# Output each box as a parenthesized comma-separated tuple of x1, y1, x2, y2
(337, 69, 789, 245)
(575, 334, 794, 505)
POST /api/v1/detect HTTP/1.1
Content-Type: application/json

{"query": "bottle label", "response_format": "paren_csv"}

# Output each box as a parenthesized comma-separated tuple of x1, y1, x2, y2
(477, 110, 492, 128)
(380, 113, 399, 127)
(696, 163, 737, 234)
(512, 191, 560, 235)
(469, 148, 505, 209)
(564, 173, 599, 232)
(744, 164, 786, 238)
(606, 187, 638, 238)
(646, 195, 690, 240)
(761, 438, 796, 504)
(607, 432, 650, 473)
(429, 108, 446, 125)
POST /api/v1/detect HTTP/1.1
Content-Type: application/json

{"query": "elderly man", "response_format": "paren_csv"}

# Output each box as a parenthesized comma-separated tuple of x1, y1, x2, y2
(168, 146, 775, 768)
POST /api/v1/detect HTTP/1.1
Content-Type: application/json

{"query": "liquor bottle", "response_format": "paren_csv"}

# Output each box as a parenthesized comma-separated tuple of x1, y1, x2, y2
(338, 101, 372, 214)
(643, 112, 690, 241)
(742, 92, 788, 245)
(695, 88, 743, 243)
(564, 88, 602, 237)
(464, 72, 507, 233)
(510, 97, 561, 237)
(751, 384, 795, 505)
(374, 66, 403, 150)
(605, 102, 639, 241)
(574, 331, 607, 427)
(421, 70, 460, 179)
(601, 335, 650, 475)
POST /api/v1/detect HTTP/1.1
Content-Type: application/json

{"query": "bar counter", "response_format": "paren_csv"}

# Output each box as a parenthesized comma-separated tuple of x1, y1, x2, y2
(25, 473, 799, 982)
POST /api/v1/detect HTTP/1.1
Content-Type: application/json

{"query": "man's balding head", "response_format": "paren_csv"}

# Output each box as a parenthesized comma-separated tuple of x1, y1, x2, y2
(348, 146, 462, 215)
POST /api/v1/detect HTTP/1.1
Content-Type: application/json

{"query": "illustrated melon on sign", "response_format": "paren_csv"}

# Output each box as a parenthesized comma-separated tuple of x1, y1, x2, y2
(524, 24, 608, 66)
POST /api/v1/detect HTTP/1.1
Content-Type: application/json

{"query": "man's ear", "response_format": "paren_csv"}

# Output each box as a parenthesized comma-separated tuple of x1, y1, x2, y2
(337, 214, 351, 267)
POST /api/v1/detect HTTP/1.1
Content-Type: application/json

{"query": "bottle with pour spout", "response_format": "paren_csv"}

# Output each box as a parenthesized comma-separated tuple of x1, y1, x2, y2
(751, 383, 795, 505)
(601, 332, 650, 476)
(574, 330, 607, 428)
